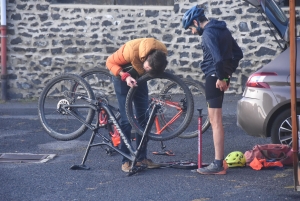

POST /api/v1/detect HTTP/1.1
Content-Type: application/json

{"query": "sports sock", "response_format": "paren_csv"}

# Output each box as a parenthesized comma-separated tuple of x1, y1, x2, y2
(214, 159, 223, 167)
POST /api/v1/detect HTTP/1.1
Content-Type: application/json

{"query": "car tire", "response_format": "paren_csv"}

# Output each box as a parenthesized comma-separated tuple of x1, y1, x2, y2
(270, 108, 300, 146)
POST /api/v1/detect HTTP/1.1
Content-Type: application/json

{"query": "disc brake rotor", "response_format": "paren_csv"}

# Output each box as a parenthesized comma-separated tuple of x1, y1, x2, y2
(57, 99, 70, 115)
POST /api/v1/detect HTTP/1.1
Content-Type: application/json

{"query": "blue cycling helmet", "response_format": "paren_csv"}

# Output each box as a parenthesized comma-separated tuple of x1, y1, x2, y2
(182, 5, 206, 30)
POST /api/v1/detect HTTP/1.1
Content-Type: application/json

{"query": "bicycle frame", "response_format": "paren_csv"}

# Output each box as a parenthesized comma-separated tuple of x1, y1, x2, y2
(65, 95, 159, 176)
(153, 99, 184, 135)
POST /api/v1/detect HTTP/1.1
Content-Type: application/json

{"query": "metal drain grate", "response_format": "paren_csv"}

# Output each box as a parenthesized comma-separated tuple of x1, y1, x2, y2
(0, 153, 56, 163)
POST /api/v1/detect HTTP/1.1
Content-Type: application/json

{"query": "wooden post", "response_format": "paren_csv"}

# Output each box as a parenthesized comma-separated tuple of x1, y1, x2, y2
(289, 0, 299, 191)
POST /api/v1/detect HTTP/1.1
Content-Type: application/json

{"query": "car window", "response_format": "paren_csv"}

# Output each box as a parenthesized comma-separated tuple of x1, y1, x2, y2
(266, 0, 288, 25)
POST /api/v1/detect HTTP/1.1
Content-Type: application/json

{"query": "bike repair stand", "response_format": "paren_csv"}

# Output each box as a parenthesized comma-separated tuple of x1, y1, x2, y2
(70, 126, 101, 170)
(191, 109, 209, 172)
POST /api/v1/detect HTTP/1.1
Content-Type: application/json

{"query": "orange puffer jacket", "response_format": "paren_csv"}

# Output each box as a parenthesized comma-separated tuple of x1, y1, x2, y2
(106, 38, 167, 77)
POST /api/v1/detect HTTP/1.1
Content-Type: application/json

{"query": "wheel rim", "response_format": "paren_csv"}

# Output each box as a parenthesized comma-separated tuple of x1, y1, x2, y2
(39, 75, 94, 140)
(277, 115, 298, 146)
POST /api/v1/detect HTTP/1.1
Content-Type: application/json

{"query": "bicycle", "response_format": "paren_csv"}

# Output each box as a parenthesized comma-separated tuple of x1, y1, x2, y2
(161, 78, 210, 139)
(77, 68, 199, 155)
(78, 67, 210, 139)
(38, 72, 194, 174)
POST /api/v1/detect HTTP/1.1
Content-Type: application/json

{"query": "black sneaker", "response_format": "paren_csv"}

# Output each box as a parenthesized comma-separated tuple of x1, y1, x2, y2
(197, 162, 226, 175)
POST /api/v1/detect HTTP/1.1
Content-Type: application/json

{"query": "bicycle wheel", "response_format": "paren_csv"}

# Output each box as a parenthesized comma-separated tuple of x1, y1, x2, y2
(38, 74, 95, 141)
(78, 68, 120, 119)
(161, 78, 210, 139)
(125, 72, 194, 141)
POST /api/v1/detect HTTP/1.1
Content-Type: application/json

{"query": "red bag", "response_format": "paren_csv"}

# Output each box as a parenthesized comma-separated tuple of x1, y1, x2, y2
(244, 144, 293, 166)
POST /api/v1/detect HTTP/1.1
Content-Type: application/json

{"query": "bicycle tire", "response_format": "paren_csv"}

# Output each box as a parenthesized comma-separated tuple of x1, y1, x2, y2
(38, 73, 95, 141)
(78, 68, 115, 96)
(78, 68, 120, 120)
(161, 78, 210, 139)
(125, 72, 194, 141)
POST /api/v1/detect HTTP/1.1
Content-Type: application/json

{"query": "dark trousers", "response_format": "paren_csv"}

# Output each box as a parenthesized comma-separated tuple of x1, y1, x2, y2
(112, 76, 149, 163)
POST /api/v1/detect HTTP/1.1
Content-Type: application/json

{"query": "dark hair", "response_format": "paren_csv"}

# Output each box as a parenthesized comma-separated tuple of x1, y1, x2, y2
(198, 15, 208, 23)
(196, 4, 208, 23)
(146, 50, 168, 77)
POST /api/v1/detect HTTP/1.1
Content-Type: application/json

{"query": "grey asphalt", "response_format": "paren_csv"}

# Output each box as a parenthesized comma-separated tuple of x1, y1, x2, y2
(0, 94, 300, 201)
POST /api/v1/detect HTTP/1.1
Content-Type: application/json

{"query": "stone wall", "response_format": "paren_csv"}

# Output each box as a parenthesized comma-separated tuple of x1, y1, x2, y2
(1, 0, 300, 99)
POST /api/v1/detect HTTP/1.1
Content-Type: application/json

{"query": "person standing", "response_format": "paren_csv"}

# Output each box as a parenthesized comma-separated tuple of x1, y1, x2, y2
(182, 5, 244, 175)
(106, 38, 168, 172)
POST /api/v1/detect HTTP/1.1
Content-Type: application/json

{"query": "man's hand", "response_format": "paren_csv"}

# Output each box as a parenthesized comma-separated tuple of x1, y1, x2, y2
(120, 71, 138, 88)
(126, 76, 138, 88)
(216, 79, 229, 91)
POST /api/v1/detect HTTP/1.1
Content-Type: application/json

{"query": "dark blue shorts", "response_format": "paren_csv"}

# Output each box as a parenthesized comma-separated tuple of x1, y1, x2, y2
(205, 75, 230, 108)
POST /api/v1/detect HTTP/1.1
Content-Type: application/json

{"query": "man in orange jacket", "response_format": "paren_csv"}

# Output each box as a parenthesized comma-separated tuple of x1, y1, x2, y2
(106, 38, 168, 172)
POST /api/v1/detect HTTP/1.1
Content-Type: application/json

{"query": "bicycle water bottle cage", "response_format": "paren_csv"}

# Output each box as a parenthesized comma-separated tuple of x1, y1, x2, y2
(99, 109, 108, 126)
(110, 125, 121, 147)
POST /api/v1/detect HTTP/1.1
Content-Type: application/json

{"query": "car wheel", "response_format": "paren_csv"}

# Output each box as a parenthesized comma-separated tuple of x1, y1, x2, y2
(270, 108, 300, 146)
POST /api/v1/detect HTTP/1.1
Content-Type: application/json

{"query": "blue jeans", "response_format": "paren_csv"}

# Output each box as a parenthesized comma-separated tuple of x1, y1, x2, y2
(112, 76, 149, 164)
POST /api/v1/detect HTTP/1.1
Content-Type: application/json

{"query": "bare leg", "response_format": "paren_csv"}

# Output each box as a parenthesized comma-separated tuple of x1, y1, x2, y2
(208, 107, 224, 160)
(197, 76, 227, 174)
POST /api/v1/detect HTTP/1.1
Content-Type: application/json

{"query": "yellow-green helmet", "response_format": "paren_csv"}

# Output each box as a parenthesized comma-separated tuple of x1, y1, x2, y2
(225, 151, 246, 167)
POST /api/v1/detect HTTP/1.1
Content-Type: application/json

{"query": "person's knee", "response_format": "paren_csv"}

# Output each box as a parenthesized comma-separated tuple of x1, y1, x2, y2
(208, 108, 223, 125)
